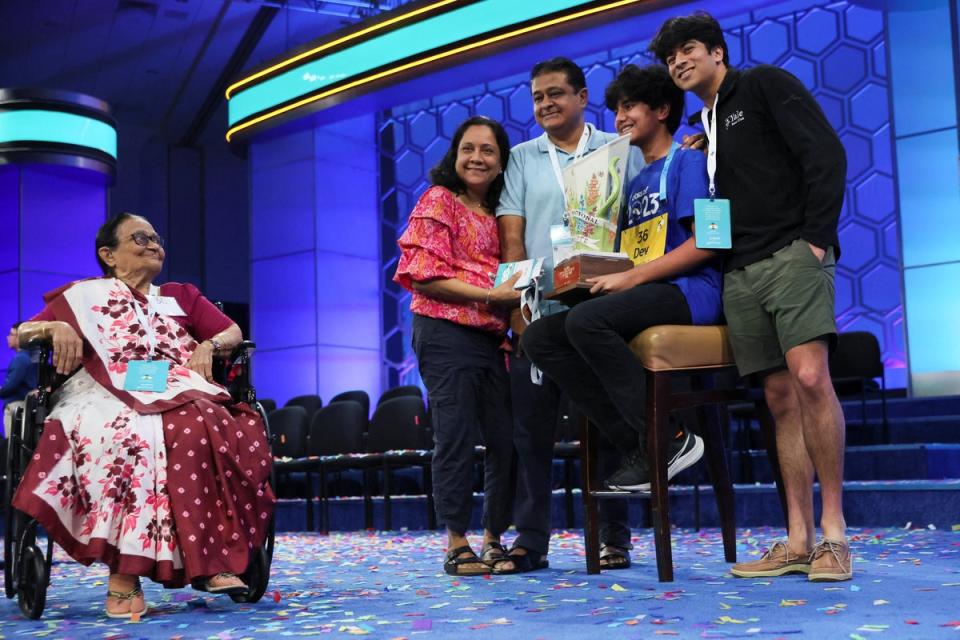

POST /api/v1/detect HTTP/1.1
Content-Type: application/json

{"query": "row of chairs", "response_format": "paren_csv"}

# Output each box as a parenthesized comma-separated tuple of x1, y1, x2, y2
(261, 385, 425, 423)
(266, 391, 433, 532)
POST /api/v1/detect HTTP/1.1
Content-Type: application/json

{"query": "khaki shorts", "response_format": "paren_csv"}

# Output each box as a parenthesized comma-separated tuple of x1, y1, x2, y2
(723, 238, 837, 377)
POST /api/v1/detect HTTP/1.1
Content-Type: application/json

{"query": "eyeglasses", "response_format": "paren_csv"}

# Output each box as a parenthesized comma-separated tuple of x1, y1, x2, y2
(129, 232, 164, 247)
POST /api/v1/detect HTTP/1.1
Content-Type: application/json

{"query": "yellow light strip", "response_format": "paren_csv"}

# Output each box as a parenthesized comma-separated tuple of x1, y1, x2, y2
(226, 0, 643, 141)
(225, 0, 459, 99)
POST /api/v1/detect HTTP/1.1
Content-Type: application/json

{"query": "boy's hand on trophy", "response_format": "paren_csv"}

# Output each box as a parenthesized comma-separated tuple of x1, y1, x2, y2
(587, 269, 640, 295)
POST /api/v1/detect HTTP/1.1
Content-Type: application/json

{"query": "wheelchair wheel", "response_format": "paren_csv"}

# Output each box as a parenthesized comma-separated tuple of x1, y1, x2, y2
(4, 405, 26, 599)
(230, 545, 270, 603)
(17, 544, 48, 619)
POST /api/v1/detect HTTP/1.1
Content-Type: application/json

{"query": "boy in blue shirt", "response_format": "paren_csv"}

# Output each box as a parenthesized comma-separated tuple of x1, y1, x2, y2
(522, 64, 721, 491)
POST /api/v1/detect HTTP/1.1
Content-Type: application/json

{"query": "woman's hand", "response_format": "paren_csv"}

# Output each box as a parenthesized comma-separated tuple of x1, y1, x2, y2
(587, 268, 641, 295)
(186, 340, 216, 382)
(47, 322, 84, 375)
(487, 272, 523, 307)
(682, 133, 707, 151)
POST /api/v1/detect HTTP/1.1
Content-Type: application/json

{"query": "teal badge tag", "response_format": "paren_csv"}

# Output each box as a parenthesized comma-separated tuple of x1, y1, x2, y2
(694, 198, 732, 249)
(124, 360, 169, 392)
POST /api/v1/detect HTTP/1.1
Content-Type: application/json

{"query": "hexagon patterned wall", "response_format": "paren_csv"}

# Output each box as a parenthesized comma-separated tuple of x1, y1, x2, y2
(378, 1, 903, 390)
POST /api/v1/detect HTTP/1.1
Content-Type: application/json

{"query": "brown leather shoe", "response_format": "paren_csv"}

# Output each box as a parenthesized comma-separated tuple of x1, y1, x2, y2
(808, 539, 853, 582)
(731, 540, 811, 578)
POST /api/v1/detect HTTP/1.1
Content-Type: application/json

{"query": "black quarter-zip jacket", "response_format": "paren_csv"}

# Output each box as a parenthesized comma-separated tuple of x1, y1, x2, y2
(710, 66, 846, 271)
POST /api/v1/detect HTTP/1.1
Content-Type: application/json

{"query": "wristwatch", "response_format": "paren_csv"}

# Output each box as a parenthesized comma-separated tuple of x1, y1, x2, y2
(209, 338, 222, 353)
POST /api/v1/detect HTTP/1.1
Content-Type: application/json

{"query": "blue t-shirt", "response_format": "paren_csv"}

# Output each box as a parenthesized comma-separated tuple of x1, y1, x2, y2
(623, 147, 721, 325)
(0, 350, 37, 404)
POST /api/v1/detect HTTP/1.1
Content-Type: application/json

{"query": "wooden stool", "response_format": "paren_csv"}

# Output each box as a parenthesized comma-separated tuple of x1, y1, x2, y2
(580, 325, 786, 581)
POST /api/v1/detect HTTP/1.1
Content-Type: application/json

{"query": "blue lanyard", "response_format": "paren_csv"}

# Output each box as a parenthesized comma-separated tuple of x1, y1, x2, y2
(658, 141, 679, 203)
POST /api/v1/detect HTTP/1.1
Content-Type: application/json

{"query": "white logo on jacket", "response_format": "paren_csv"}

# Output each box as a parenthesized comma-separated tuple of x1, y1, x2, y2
(724, 110, 744, 129)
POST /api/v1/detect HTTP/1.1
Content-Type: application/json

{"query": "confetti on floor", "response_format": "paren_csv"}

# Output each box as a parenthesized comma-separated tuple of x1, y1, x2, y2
(1, 526, 958, 638)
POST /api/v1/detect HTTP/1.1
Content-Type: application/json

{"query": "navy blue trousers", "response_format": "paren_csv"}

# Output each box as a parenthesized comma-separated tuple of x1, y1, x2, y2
(412, 315, 513, 536)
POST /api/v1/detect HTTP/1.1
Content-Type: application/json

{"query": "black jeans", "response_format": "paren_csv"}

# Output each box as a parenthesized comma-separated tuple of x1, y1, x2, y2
(521, 283, 692, 454)
(510, 339, 630, 556)
(412, 315, 513, 536)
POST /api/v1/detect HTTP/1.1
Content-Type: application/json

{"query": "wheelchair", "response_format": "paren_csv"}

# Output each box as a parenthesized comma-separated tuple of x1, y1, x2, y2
(2, 338, 276, 619)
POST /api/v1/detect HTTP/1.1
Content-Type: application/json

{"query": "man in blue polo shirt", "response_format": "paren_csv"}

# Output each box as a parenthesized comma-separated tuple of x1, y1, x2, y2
(497, 57, 639, 572)
(2, 323, 38, 438)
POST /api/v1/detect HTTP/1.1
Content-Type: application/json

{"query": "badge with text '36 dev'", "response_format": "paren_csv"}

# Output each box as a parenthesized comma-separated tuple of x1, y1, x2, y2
(694, 198, 732, 249)
(124, 360, 169, 392)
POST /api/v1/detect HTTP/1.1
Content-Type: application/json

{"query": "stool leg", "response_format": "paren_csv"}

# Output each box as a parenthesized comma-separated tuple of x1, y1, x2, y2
(564, 458, 575, 529)
(647, 370, 673, 582)
(698, 400, 737, 563)
(756, 398, 789, 531)
(579, 415, 601, 574)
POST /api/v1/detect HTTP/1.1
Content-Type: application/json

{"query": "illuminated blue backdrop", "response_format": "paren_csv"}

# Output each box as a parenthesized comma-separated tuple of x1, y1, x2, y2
(379, 0, 907, 390)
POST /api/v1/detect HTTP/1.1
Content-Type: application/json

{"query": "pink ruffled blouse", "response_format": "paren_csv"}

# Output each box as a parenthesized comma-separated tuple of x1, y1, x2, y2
(393, 186, 507, 336)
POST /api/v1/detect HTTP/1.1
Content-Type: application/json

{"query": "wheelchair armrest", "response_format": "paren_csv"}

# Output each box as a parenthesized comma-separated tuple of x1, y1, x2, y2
(25, 337, 53, 351)
(230, 340, 256, 358)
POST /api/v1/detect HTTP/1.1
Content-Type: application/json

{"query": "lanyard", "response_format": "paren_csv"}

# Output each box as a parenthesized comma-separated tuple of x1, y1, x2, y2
(546, 122, 593, 205)
(129, 283, 160, 359)
(658, 141, 679, 203)
(700, 94, 719, 198)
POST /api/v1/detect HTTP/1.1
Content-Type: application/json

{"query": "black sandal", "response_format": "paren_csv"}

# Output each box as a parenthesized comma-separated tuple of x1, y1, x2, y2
(599, 544, 632, 570)
(444, 545, 492, 576)
(203, 572, 249, 595)
(507, 544, 549, 573)
(480, 542, 520, 575)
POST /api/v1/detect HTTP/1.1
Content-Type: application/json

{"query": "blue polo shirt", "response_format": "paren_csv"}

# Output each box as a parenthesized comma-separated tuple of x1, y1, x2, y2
(496, 124, 642, 309)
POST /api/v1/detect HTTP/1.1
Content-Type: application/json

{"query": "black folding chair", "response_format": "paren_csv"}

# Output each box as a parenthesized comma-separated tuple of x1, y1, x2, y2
(367, 396, 434, 530)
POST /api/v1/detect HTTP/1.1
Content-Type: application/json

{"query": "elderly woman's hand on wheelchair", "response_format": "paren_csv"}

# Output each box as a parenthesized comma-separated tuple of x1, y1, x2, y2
(186, 340, 216, 382)
(46, 321, 84, 375)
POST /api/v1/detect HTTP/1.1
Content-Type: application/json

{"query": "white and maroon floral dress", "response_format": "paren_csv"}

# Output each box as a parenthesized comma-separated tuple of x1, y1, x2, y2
(13, 278, 276, 587)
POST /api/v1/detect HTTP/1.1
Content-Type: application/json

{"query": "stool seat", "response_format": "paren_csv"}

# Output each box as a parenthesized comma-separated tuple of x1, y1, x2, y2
(629, 325, 735, 372)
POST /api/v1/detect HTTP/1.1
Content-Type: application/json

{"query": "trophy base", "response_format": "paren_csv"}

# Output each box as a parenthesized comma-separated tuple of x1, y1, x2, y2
(548, 253, 634, 306)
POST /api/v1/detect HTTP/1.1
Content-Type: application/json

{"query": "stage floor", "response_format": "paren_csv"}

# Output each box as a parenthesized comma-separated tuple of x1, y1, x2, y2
(2, 526, 958, 638)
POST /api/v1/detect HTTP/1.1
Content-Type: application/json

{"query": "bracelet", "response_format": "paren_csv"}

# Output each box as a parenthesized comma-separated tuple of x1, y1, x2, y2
(485, 289, 491, 305)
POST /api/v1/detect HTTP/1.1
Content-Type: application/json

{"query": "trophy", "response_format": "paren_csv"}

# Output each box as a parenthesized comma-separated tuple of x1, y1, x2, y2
(549, 136, 634, 306)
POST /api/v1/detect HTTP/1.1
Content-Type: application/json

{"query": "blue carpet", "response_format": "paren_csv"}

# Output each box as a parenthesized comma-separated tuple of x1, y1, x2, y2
(2, 526, 959, 638)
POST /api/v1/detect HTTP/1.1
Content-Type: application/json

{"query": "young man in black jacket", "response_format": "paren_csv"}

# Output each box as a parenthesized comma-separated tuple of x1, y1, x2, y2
(650, 12, 852, 581)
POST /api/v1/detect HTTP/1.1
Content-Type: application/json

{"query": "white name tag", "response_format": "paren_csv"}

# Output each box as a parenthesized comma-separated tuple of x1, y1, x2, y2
(148, 295, 186, 316)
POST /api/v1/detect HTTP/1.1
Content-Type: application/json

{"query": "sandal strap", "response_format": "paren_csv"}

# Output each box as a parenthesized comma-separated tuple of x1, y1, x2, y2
(107, 583, 143, 600)
(445, 545, 474, 559)
(481, 542, 507, 559)
(600, 544, 627, 556)
(445, 545, 482, 565)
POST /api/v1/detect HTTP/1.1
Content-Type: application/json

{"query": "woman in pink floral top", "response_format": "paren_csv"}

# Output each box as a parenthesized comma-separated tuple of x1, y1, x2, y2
(14, 214, 274, 618)
(394, 116, 521, 576)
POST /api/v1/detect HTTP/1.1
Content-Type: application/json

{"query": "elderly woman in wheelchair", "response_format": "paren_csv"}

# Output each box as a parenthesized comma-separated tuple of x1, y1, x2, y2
(10, 213, 276, 619)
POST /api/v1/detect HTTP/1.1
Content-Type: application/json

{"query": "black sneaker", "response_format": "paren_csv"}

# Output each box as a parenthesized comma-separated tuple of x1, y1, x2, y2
(603, 447, 649, 491)
(605, 429, 705, 492)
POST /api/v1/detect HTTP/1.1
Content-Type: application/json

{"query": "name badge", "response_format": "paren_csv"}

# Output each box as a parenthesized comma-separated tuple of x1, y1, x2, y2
(694, 198, 732, 249)
(124, 360, 169, 392)
(148, 295, 186, 316)
(620, 213, 668, 265)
